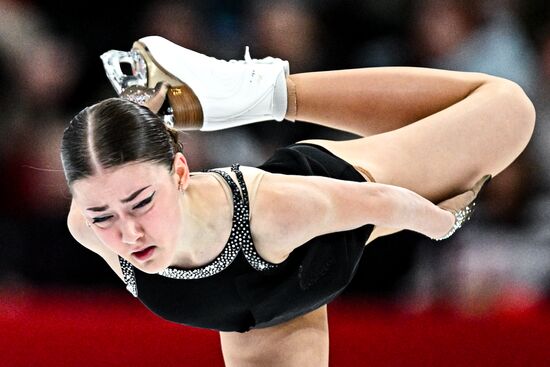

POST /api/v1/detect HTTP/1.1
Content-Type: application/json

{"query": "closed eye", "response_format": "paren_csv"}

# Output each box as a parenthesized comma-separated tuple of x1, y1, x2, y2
(92, 215, 113, 224)
(132, 191, 155, 210)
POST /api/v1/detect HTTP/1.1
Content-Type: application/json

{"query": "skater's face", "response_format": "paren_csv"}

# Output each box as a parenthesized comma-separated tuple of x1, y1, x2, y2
(71, 154, 189, 274)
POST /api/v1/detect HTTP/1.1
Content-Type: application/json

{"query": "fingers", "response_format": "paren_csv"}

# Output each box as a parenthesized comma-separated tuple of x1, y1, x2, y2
(144, 82, 170, 113)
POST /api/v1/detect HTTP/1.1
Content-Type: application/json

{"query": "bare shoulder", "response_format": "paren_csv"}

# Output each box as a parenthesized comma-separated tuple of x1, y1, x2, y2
(213, 166, 380, 262)
(248, 171, 337, 261)
(247, 168, 386, 260)
(67, 201, 124, 281)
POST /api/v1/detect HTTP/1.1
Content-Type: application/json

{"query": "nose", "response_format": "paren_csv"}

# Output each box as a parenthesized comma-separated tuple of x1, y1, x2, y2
(120, 218, 144, 245)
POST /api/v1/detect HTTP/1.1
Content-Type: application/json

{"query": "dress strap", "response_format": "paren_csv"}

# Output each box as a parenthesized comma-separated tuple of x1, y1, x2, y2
(118, 255, 138, 297)
(210, 164, 278, 271)
(117, 164, 277, 296)
(230, 165, 278, 271)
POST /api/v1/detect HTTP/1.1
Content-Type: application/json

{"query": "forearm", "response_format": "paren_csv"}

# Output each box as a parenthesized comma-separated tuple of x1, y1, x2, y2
(319, 180, 454, 239)
(288, 67, 507, 136)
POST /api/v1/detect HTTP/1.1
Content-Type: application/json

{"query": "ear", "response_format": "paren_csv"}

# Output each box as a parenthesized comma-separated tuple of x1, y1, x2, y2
(172, 152, 190, 190)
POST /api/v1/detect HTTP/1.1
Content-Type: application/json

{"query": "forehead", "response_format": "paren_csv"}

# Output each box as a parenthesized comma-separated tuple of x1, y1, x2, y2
(72, 162, 170, 203)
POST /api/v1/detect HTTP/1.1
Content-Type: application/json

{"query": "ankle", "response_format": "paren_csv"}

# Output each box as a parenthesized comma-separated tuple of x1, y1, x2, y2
(285, 77, 297, 122)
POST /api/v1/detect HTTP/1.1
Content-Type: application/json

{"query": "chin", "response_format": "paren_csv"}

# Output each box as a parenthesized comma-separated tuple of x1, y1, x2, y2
(132, 255, 170, 274)
(135, 261, 165, 274)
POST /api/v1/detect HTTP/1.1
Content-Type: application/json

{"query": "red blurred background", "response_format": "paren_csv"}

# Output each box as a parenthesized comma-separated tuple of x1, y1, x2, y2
(1, 289, 550, 367)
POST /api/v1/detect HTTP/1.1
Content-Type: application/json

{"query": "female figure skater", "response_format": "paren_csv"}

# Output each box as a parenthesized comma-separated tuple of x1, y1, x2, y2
(62, 36, 534, 366)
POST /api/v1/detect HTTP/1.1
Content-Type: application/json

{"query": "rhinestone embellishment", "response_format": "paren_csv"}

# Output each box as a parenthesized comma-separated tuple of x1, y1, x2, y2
(119, 255, 138, 297)
(434, 202, 475, 241)
(120, 85, 156, 105)
(117, 164, 278, 296)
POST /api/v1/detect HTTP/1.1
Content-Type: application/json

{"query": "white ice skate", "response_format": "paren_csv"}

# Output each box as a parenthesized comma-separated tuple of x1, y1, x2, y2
(100, 36, 289, 131)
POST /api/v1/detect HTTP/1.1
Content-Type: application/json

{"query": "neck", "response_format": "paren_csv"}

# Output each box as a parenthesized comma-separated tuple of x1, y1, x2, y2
(172, 172, 232, 268)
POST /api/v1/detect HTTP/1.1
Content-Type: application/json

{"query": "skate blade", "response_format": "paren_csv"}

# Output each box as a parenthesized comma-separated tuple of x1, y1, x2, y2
(100, 43, 203, 130)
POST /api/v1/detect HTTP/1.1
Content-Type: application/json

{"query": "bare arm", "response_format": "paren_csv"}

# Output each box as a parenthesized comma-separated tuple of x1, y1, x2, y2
(67, 200, 125, 281)
(252, 173, 454, 255)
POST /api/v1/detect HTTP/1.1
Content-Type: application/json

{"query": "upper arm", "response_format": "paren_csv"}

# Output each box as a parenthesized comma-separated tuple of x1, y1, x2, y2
(67, 200, 125, 281)
(252, 173, 385, 254)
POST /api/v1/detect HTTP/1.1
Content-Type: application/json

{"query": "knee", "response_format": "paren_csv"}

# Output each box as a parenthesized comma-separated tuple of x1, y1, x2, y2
(498, 80, 536, 148)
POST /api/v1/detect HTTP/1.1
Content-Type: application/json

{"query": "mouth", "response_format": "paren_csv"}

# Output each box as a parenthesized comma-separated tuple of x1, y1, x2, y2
(132, 245, 156, 262)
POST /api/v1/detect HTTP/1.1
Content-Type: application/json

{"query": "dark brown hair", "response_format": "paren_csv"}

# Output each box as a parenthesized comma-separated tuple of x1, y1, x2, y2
(60, 98, 183, 187)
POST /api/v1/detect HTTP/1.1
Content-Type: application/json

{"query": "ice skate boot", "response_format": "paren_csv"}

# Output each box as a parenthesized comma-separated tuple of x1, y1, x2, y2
(100, 36, 289, 131)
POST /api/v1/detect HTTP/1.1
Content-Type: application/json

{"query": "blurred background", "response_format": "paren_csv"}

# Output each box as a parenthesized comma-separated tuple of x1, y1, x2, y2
(1, 0, 550, 365)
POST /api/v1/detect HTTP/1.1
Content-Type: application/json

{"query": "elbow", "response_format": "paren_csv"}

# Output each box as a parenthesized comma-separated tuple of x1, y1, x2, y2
(67, 202, 84, 240)
(67, 211, 79, 240)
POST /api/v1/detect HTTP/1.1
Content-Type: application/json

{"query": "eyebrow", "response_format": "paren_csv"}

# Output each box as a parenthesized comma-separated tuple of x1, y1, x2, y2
(86, 185, 151, 212)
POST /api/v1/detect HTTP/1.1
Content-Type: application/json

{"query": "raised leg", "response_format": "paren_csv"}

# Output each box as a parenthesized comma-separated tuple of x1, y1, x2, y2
(289, 68, 535, 204)
(219, 306, 329, 367)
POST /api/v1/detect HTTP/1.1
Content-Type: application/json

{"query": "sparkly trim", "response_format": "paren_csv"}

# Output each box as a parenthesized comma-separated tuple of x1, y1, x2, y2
(434, 203, 475, 241)
(157, 233, 241, 279)
(118, 164, 279, 289)
(231, 165, 278, 271)
(118, 256, 138, 297)
(158, 164, 278, 280)
(120, 85, 155, 105)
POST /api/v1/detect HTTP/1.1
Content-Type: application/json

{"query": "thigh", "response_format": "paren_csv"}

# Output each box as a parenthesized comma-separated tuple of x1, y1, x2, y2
(219, 306, 329, 367)
(299, 115, 517, 205)
(295, 80, 532, 203)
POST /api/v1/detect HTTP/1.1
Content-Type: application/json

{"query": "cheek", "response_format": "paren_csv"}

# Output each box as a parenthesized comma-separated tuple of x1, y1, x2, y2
(144, 201, 180, 236)
(94, 228, 123, 252)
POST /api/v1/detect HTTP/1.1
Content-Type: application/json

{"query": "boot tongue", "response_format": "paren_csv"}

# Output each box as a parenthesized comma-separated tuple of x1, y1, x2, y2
(244, 46, 252, 63)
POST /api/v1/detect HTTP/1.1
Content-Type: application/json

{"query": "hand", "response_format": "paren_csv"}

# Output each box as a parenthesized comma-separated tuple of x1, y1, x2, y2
(120, 81, 170, 114)
(144, 82, 170, 113)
